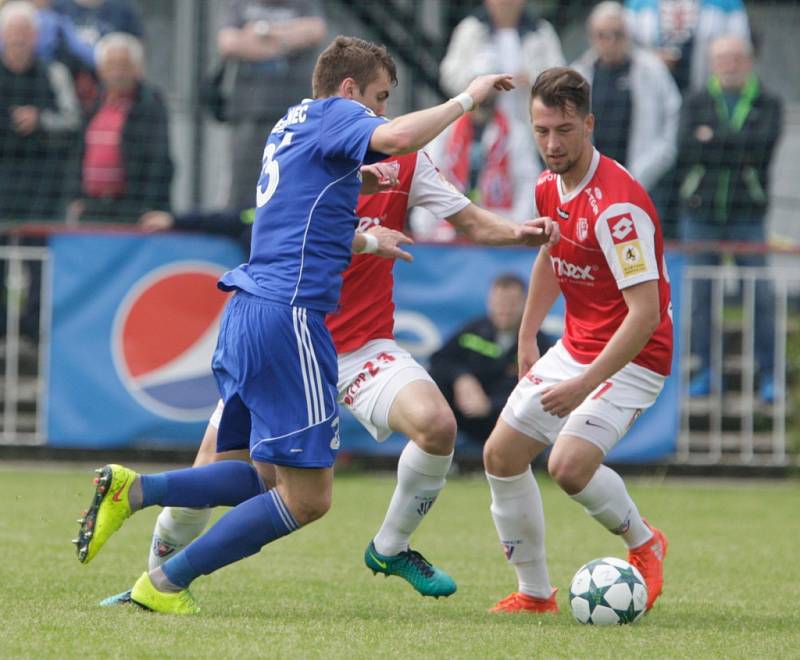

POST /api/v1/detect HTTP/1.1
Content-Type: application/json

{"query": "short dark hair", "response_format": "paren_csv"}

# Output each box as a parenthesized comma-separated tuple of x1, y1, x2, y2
(312, 36, 398, 98)
(530, 67, 592, 116)
(492, 273, 527, 291)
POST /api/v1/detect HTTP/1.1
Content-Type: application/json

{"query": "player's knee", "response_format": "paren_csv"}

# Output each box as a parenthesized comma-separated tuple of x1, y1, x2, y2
(483, 434, 513, 476)
(547, 455, 590, 495)
(411, 404, 456, 454)
(284, 492, 331, 526)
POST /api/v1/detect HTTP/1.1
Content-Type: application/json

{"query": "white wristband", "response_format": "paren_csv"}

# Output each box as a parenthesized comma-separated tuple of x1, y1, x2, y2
(359, 231, 379, 254)
(451, 92, 474, 114)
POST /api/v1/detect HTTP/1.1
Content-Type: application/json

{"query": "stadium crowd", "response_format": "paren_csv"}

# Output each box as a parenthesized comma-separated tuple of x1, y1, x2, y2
(0, 0, 786, 403)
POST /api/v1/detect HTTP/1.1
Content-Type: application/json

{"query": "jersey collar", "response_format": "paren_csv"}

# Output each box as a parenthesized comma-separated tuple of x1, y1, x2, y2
(557, 148, 600, 205)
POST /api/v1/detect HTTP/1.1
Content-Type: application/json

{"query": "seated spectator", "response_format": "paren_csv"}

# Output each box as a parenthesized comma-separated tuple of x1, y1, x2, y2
(0, 0, 80, 221)
(624, 0, 750, 94)
(68, 32, 172, 224)
(678, 35, 783, 402)
(429, 273, 553, 446)
(440, 0, 564, 129)
(572, 1, 681, 194)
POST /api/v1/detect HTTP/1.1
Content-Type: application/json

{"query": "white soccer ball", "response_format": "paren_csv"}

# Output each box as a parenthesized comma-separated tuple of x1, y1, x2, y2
(569, 557, 648, 625)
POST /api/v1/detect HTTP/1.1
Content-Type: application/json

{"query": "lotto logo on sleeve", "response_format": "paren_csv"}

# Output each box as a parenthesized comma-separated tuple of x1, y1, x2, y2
(111, 262, 230, 421)
(608, 214, 638, 244)
(608, 214, 647, 276)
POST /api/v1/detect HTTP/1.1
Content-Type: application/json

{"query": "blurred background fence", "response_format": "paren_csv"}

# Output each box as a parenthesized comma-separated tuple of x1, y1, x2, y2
(0, 0, 798, 469)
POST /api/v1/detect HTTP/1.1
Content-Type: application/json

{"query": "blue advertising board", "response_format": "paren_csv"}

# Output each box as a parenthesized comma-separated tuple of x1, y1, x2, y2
(46, 234, 682, 463)
(47, 233, 245, 447)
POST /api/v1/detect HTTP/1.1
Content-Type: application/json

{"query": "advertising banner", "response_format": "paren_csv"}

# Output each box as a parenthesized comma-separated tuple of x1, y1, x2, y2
(47, 235, 682, 463)
(47, 233, 244, 447)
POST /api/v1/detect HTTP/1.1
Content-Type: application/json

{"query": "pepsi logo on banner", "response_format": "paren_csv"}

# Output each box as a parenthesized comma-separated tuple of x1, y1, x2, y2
(112, 261, 229, 421)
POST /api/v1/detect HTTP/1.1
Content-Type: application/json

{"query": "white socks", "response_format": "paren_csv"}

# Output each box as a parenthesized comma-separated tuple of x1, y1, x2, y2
(486, 468, 552, 598)
(570, 465, 652, 549)
(372, 441, 453, 557)
(148, 506, 212, 570)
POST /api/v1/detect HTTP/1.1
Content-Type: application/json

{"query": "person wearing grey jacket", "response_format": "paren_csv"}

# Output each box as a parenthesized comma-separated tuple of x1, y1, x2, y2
(572, 1, 681, 193)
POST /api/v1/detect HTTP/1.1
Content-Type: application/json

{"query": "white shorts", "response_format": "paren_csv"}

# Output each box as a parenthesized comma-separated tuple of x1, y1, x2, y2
(337, 338, 434, 442)
(501, 340, 665, 454)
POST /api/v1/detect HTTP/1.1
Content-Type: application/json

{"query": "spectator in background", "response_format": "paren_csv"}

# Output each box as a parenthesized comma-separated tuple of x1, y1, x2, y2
(429, 274, 553, 447)
(440, 0, 563, 168)
(217, 0, 326, 209)
(411, 96, 536, 241)
(624, 0, 749, 95)
(51, 0, 143, 112)
(0, 0, 80, 221)
(678, 35, 783, 402)
(51, 0, 142, 44)
(68, 32, 172, 224)
(29, 0, 96, 70)
(572, 2, 681, 197)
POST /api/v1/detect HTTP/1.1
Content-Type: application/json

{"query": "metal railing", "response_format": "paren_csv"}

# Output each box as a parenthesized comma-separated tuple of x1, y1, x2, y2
(678, 263, 796, 465)
(0, 243, 50, 446)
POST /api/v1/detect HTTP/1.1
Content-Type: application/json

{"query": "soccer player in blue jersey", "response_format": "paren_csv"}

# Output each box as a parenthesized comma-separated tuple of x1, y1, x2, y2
(74, 36, 516, 614)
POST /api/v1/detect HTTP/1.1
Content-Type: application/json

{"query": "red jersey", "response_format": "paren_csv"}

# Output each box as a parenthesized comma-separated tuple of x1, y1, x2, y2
(535, 150, 673, 375)
(326, 152, 470, 353)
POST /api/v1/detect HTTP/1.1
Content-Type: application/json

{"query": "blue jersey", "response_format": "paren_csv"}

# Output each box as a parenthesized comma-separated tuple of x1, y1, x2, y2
(219, 97, 388, 312)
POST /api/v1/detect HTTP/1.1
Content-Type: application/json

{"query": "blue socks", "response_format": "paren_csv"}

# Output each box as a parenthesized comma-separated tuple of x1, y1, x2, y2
(160, 490, 299, 588)
(140, 461, 265, 509)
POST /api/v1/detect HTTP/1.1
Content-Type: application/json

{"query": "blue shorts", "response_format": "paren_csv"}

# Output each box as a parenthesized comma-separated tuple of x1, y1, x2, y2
(212, 292, 340, 468)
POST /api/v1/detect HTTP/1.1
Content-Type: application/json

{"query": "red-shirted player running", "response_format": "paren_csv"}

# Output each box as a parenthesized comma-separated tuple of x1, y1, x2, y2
(100, 147, 558, 605)
(484, 68, 671, 615)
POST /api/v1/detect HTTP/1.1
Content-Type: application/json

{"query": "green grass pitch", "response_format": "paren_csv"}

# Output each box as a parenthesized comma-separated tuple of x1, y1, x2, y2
(1, 464, 798, 658)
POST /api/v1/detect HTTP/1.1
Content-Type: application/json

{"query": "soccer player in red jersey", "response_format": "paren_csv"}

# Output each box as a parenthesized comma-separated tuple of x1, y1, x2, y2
(484, 67, 671, 615)
(103, 152, 558, 604)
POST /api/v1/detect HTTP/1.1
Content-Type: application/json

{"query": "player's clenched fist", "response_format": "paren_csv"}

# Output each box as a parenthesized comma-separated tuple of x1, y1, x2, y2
(515, 216, 559, 248)
(360, 161, 400, 195)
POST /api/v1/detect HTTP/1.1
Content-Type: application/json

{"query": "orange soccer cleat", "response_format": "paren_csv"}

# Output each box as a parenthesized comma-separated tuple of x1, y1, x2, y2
(489, 588, 559, 614)
(628, 522, 669, 611)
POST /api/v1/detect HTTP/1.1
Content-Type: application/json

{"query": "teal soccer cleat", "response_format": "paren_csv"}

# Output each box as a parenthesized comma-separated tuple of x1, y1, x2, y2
(99, 589, 133, 607)
(364, 541, 457, 598)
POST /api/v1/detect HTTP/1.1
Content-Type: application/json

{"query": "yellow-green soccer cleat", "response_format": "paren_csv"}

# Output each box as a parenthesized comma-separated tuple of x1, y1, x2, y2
(130, 572, 200, 615)
(74, 464, 136, 564)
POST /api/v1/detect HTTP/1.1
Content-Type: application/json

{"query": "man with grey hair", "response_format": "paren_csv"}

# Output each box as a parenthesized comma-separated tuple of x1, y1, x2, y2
(68, 31, 173, 224)
(678, 34, 783, 403)
(0, 0, 80, 221)
(572, 1, 681, 194)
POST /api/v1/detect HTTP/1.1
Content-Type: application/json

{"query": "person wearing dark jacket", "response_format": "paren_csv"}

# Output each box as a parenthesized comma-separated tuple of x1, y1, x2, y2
(429, 273, 552, 446)
(678, 35, 783, 402)
(0, 1, 80, 221)
(68, 32, 172, 224)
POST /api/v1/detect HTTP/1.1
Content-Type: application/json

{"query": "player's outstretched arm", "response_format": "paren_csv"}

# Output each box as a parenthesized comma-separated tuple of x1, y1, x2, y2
(518, 248, 561, 378)
(448, 204, 559, 248)
(352, 226, 414, 262)
(369, 74, 515, 155)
